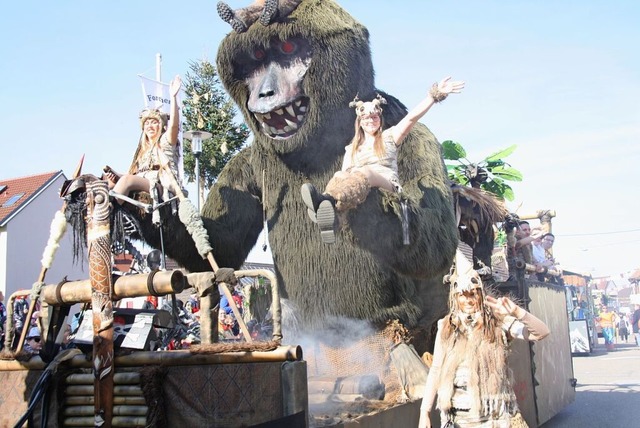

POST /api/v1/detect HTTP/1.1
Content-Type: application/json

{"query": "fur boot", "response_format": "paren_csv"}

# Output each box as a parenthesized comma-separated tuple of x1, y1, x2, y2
(325, 171, 371, 212)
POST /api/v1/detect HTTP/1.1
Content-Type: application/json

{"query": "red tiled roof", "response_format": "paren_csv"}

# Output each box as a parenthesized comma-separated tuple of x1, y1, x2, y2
(0, 171, 63, 226)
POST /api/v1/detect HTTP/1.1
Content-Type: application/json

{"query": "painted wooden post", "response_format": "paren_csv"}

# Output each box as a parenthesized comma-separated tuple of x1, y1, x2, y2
(86, 180, 114, 427)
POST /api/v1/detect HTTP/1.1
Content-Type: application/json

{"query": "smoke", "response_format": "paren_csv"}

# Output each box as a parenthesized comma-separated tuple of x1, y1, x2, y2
(279, 299, 392, 378)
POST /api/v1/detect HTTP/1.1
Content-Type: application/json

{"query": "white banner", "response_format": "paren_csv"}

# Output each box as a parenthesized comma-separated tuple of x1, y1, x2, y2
(139, 75, 173, 114)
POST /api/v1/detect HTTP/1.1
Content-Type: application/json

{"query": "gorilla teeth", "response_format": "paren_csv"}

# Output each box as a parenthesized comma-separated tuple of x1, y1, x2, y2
(285, 118, 298, 129)
(255, 97, 310, 138)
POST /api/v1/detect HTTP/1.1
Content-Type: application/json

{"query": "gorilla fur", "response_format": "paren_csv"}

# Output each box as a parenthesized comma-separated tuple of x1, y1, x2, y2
(140, 0, 458, 337)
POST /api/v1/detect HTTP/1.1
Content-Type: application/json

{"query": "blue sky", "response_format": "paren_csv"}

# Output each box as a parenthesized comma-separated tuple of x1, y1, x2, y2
(2, 1, 639, 278)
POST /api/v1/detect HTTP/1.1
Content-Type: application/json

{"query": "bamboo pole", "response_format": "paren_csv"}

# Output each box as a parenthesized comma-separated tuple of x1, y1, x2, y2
(66, 396, 147, 406)
(64, 405, 148, 417)
(40, 270, 186, 305)
(0, 345, 303, 370)
(65, 384, 143, 397)
(516, 260, 562, 277)
(86, 180, 115, 427)
(64, 416, 148, 427)
(517, 210, 556, 222)
(66, 372, 141, 385)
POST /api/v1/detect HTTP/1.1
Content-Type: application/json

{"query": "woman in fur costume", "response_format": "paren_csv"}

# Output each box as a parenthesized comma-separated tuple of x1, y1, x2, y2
(418, 249, 550, 428)
(301, 77, 464, 244)
(105, 75, 183, 203)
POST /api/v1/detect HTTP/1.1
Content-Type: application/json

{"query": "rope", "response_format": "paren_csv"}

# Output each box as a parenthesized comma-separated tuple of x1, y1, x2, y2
(262, 168, 268, 251)
(147, 269, 160, 296)
(29, 282, 45, 303)
(54, 277, 69, 305)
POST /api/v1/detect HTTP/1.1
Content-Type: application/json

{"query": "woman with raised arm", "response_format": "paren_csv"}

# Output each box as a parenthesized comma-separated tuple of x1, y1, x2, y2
(105, 74, 182, 203)
(301, 77, 464, 244)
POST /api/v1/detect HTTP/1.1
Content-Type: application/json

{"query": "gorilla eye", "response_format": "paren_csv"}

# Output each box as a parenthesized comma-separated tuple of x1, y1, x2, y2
(252, 49, 266, 60)
(280, 40, 296, 54)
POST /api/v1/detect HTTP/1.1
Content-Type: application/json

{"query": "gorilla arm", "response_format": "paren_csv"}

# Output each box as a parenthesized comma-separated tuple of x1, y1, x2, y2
(200, 149, 265, 269)
(345, 123, 458, 279)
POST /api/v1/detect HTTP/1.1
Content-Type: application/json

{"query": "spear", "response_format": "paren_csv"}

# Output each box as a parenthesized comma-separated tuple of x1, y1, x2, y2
(16, 155, 84, 353)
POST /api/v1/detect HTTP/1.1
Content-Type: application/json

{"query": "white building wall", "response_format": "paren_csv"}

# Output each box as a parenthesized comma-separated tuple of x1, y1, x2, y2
(0, 228, 8, 295)
(3, 175, 87, 301)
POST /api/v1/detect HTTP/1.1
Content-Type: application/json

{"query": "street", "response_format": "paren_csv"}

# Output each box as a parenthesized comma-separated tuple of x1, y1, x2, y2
(540, 338, 640, 427)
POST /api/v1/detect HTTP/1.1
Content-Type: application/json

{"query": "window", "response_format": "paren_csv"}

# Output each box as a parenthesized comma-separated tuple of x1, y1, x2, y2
(2, 192, 25, 208)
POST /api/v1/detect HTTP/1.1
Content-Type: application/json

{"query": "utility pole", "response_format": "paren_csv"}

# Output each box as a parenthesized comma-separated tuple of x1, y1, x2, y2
(156, 53, 162, 82)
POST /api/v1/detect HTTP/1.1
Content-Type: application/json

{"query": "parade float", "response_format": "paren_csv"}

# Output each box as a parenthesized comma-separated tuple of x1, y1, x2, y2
(0, 1, 575, 427)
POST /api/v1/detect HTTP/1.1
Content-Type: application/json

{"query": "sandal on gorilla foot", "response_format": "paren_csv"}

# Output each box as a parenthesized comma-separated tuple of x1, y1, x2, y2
(317, 199, 337, 244)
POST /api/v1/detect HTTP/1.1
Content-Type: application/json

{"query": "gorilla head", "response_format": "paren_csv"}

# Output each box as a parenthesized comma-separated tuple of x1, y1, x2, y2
(216, 0, 376, 166)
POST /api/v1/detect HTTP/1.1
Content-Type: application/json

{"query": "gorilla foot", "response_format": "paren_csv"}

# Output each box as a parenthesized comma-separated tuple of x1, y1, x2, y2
(317, 200, 337, 244)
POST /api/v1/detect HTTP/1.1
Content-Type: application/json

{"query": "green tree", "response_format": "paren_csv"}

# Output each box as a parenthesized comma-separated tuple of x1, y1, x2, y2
(442, 141, 523, 201)
(182, 60, 250, 192)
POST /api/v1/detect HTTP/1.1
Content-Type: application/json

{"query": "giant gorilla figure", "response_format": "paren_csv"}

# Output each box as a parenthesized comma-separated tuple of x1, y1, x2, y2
(141, 0, 458, 338)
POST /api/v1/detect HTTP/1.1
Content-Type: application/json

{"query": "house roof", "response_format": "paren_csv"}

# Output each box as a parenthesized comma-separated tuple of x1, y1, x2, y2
(563, 274, 588, 287)
(0, 171, 63, 227)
